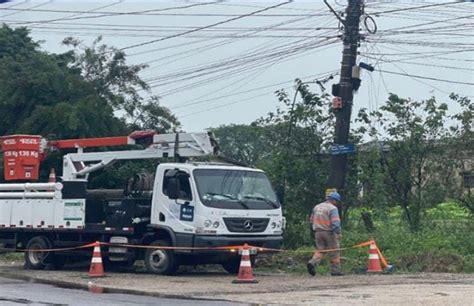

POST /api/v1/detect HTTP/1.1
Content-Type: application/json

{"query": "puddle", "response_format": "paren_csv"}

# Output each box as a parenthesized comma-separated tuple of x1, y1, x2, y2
(0, 273, 252, 305)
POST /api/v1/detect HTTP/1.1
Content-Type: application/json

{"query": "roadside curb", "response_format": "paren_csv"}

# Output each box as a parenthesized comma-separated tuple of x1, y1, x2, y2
(0, 270, 239, 304)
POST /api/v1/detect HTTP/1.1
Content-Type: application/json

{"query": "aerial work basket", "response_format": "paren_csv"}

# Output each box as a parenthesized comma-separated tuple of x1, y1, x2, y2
(1, 135, 43, 181)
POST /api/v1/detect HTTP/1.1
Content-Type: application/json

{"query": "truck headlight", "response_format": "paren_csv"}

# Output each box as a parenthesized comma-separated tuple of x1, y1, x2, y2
(204, 220, 212, 228)
(271, 222, 276, 229)
(213, 221, 220, 228)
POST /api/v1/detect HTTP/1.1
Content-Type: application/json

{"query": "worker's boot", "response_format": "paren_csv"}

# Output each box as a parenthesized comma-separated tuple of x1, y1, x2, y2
(306, 260, 317, 276)
(330, 264, 344, 276)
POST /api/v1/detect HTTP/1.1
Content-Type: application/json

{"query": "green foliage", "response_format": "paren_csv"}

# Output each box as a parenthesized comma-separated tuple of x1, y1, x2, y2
(259, 203, 474, 274)
(0, 25, 180, 186)
(211, 124, 269, 165)
(355, 94, 472, 231)
(0, 25, 179, 139)
(426, 202, 469, 220)
(62, 36, 179, 133)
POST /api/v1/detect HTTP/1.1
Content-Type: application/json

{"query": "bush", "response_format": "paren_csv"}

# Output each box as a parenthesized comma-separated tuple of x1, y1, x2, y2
(273, 202, 474, 273)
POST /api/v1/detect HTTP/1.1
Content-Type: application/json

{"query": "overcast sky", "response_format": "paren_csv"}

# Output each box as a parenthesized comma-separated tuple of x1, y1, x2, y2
(1, 0, 473, 132)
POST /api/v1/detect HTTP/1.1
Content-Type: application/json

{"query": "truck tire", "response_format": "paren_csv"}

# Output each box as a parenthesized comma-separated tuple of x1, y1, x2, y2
(144, 240, 179, 275)
(24, 236, 53, 270)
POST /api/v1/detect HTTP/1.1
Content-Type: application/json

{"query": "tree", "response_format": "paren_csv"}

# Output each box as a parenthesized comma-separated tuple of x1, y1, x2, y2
(357, 94, 462, 231)
(447, 94, 474, 215)
(211, 124, 270, 166)
(0, 26, 179, 138)
(0, 25, 180, 183)
(61, 36, 179, 133)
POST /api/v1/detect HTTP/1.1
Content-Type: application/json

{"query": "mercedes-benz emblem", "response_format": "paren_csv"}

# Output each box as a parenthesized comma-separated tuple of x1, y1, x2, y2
(243, 220, 254, 231)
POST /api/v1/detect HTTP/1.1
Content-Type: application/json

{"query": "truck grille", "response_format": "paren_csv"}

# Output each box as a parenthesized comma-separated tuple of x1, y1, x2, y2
(223, 218, 269, 233)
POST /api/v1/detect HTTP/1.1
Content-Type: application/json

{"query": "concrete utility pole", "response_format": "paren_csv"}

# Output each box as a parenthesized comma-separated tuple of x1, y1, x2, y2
(326, 0, 364, 195)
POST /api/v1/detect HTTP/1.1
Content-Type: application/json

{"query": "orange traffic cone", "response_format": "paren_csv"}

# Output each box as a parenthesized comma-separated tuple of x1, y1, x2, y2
(367, 240, 383, 273)
(48, 168, 56, 183)
(232, 243, 258, 284)
(88, 241, 105, 277)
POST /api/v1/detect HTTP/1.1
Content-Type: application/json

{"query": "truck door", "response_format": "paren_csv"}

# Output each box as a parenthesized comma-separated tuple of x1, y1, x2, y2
(152, 168, 196, 235)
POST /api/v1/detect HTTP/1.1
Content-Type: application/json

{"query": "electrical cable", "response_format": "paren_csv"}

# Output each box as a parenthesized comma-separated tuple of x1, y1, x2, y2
(370, 1, 462, 15)
(0, 1, 222, 24)
(118, 1, 294, 52)
(377, 69, 474, 86)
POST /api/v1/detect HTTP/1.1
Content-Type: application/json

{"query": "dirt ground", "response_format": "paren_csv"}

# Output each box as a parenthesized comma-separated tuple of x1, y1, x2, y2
(0, 262, 473, 305)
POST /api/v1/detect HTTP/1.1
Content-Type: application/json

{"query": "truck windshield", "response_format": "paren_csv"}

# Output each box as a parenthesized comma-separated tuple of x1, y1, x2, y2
(193, 169, 280, 210)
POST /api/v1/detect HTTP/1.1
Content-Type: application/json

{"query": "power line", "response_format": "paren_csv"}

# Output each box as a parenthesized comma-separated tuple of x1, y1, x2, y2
(0, 7, 329, 21)
(377, 69, 474, 86)
(370, 1, 463, 15)
(28, 1, 124, 27)
(169, 70, 339, 110)
(144, 37, 338, 89)
(119, 1, 294, 52)
(0, 1, 49, 19)
(126, 13, 331, 57)
(0, 1, 220, 24)
(176, 71, 338, 118)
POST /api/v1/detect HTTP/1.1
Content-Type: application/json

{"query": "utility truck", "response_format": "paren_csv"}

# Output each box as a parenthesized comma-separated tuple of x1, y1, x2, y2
(0, 132, 284, 275)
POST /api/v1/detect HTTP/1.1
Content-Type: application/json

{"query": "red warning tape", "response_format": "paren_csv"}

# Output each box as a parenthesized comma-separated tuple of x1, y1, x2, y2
(253, 240, 374, 253)
(100, 242, 244, 251)
(0, 239, 387, 267)
(0, 242, 245, 253)
(0, 242, 97, 253)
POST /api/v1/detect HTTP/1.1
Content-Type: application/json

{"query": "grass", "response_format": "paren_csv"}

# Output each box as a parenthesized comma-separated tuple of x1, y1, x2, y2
(264, 202, 474, 274)
(0, 252, 23, 262)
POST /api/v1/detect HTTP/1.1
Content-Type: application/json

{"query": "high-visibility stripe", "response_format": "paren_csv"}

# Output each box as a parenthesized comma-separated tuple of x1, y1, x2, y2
(313, 218, 331, 225)
(369, 254, 379, 259)
(91, 257, 102, 263)
(240, 260, 251, 267)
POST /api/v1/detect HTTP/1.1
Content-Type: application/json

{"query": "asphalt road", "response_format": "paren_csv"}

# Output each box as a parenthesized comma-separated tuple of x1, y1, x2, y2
(0, 277, 244, 306)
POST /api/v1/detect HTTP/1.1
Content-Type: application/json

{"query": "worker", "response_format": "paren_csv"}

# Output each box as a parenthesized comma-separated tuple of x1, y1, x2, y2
(307, 191, 344, 276)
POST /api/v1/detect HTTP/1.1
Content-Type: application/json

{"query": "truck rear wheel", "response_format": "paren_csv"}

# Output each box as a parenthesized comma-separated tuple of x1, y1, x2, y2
(24, 236, 53, 270)
(144, 240, 179, 275)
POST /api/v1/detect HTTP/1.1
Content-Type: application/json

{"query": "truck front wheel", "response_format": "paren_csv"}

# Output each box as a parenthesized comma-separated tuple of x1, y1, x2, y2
(24, 236, 53, 270)
(144, 240, 179, 275)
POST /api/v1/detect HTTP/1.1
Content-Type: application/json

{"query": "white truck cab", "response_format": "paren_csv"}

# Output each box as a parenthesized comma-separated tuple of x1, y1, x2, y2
(152, 162, 283, 245)
(143, 162, 284, 274)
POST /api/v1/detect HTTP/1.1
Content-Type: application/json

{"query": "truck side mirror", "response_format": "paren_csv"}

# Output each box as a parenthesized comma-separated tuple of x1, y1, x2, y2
(166, 177, 180, 200)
